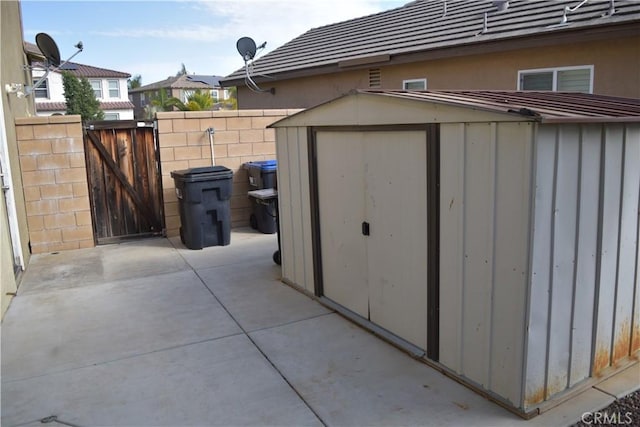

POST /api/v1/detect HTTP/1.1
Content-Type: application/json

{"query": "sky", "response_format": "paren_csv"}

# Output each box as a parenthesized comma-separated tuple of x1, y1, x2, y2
(21, 0, 410, 87)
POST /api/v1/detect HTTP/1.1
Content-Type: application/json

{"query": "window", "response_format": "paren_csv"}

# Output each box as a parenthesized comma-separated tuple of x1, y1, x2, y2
(103, 112, 119, 120)
(403, 78, 427, 90)
(90, 79, 102, 98)
(108, 80, 119, 98)
(223, 89, 230, 100)
(140, 93, 146, 102)
(182, 90, 195, 102)
(32, 78, 49, 99)
(210, 90, 219, 102)
(518, 66, 593, 93)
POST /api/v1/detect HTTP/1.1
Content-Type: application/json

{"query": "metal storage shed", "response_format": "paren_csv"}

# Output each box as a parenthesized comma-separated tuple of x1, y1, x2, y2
(270, 90, 640, 417)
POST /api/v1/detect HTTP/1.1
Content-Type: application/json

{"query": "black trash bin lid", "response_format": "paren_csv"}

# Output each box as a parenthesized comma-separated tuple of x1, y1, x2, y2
(171, 166, 233, 182)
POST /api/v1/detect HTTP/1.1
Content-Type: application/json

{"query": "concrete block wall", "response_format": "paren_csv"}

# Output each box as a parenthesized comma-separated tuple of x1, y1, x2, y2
(15, 115, 94, 254)
(156, 109, 299, 238)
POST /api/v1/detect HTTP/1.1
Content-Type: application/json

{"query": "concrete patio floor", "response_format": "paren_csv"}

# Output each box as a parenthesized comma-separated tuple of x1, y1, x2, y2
(2, 229, 638, 427)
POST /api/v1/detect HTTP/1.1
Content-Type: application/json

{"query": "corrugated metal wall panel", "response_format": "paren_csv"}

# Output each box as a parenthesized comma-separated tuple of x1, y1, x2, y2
(525, 123, 640, 410)
(275, 127, 314, 293)
(461, 123, 496, 389)
(297, 128, 315, 294)
(569, 125, 601, 388)
(439, 123, 466, 374)
(490, 122, 533, 407)
(631, 127, 640, 357)
(276, 128, 295, 283)
(611, 127, 640, 365)
(286, 129, 306, 287)
(439, 122, 533, 407)
(593, 126, 624, 376)
(524, 125, 557, 409)
(546, 125, 581, 398)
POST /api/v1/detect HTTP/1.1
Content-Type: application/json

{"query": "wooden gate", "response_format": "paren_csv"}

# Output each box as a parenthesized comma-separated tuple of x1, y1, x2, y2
(83, 121, 164, 243)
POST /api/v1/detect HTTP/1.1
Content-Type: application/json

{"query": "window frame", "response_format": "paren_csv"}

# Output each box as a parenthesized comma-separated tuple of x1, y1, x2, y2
(90, 79, 103, 99)
(32, 78, 49, 99)
(103, 112, 120, 120)
(402, 78, 427, 91)
(517, 65, 594, 93)
(107, 79, 120, 98)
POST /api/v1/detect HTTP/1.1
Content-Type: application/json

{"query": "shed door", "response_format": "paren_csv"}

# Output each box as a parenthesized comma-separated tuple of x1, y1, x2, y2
(317, 130, 428, 350)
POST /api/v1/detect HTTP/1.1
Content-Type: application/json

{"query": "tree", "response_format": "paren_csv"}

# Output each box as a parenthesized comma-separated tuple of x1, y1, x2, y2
(176, 63, 188, 76)
(150, 88, 174, 112)
(163, 90, 214, 112)
(222, 86, 237, 110)
(184, 90, 214, 111)
(128, 74, 142, 90)
(62, 72, 104, 121)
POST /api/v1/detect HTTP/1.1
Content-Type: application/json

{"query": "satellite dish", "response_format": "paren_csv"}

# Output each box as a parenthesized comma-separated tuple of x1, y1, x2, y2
(236, 37, 257, 61)
(35, 32, 61, 67)
(235, 36, 274, 94)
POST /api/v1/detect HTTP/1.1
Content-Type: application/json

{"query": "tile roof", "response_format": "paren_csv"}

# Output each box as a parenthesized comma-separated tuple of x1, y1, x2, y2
(25, 40, 129, 77)
(362, 90, 640, 123)
(23, 41, 44, 60)
(36, 100, 135, 112)
(32, 61, 130, 78)
(222, 0, 640, 84)
(129, 74, 222, 93)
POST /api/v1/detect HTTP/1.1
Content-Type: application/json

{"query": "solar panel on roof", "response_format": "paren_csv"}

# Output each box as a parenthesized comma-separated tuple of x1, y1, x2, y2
(59, 63, 78, 70)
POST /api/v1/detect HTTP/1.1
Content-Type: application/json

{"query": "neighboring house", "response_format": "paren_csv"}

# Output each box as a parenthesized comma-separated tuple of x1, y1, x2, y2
(1, 1, 39, 317)
(24, 42, 134, 120)
(221, 0, 640, 109)
(129, 74, 229, 119)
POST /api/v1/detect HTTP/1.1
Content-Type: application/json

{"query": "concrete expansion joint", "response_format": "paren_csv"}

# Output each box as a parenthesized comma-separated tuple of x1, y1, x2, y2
(191, 267, 328, 427)
(593, 385, 621, 399)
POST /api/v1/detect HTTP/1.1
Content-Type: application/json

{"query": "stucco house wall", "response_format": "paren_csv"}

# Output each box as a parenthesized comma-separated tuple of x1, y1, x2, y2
(1, 0, 35, 317)
(236, 35, 640, 109)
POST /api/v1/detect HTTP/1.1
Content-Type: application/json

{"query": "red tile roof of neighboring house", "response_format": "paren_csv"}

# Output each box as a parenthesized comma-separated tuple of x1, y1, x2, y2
(35, 102, 67, 111)
(36, 100, 135, 112)
(31, 61, 130, 78)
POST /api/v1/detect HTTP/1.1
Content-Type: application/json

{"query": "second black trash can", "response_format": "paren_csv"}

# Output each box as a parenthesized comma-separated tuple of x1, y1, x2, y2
(245, 160, 278, 234)
(171, 166, 233, 249)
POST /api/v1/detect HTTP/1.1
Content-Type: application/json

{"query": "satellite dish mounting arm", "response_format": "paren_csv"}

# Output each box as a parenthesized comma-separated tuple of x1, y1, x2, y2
(236, 37, 275, 95)
(28, 41, 83, 97)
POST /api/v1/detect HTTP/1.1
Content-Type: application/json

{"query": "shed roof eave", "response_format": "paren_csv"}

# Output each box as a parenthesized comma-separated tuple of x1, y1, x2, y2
(540, 117, 640, 124)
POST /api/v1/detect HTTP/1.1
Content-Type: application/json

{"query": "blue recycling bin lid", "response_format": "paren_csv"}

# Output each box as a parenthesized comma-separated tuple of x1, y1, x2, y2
(246, 160, 277, 172)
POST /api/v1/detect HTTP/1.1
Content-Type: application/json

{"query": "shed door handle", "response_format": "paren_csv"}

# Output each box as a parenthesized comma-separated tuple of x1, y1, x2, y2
(362, 221, 370, 236)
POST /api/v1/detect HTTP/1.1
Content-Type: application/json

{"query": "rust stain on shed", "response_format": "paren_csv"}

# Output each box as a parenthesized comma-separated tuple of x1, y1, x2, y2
(612, 320, 631, 366)
(631, 322, 640, 355)
(546, 376, 568, 400)
(524, 387, 545, 407)
(593, 343, 611, 377)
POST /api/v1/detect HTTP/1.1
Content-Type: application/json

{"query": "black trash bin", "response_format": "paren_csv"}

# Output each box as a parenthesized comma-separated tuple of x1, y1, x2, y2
(171, 166, 233, 249)
(248, 188, 281, 265)
(245, 160, 277, 234)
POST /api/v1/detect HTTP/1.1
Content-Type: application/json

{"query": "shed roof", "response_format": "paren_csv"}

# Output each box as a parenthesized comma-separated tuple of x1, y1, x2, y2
(272, 90, 640, 126)
(222, 0, 640, 85)
(368, 90, 640, 123)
